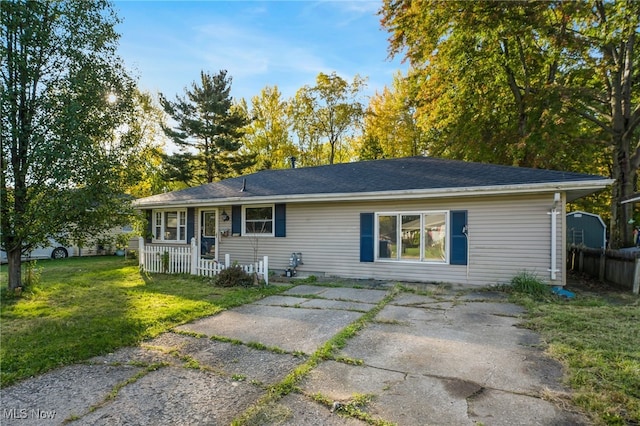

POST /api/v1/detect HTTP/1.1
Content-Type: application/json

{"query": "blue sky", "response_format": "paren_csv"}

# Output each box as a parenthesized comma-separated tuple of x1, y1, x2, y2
(113, 1, 407, 103)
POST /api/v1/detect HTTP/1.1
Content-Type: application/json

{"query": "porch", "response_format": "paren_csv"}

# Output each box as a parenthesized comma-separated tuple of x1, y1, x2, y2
(138, 237, 269, 285)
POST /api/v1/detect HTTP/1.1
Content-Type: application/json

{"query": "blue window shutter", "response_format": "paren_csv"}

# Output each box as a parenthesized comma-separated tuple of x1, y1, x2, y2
(145, 210, 153, 243)
(231, 205, 242, 235)
(275, 204, 286, 237)
(450, 210, 468, 265)
(186, 207, 195, 242)
(360, 213, 374, 262)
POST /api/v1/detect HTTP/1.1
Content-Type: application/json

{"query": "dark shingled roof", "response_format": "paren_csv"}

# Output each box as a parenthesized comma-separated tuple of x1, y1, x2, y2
(135, 156, 609, 206)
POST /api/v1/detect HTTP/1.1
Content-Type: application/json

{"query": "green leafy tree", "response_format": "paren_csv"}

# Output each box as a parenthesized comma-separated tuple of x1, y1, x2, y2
(563, 1, 640, 248)
(123, 91, 170, 198)
(291, 72, 366, 165)
(240, 86, 297, 171)
(289, 88, 325, 167)
(361, 71, 425, 159)
(380, 0, 639, 247)
(160, 70, 255, 185)
(1, 0, 142, 291)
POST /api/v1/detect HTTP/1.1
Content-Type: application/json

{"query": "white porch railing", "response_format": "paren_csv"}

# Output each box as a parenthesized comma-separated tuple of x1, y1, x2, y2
(138, 237, 269, 285)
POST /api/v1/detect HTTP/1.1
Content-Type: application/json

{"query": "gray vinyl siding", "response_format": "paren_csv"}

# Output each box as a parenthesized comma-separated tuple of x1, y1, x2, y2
(212, 192, 564, 287)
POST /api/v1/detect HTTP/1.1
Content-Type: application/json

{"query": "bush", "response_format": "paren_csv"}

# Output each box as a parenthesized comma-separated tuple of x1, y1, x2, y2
(215, 266, 254, 287)
(23, 260, 42, 290)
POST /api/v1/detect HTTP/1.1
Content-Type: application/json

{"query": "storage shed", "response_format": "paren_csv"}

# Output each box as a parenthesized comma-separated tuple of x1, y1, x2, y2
(567, 211, 606, 249)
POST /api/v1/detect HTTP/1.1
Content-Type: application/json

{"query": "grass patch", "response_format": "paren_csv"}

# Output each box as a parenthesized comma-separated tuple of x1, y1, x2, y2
(0, 257, 286, 387)
(516, 287, 639, 425)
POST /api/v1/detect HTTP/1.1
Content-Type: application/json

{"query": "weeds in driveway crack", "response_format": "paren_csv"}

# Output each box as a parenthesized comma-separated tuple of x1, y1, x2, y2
(230, 285, 401, 425)
(309, 392, 394, 425)
(63, 362, 168, 424)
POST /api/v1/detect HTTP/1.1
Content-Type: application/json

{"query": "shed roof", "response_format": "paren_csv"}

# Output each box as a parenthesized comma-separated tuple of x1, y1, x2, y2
(622, 193, 640, 204)
(134, 156, 612, 208)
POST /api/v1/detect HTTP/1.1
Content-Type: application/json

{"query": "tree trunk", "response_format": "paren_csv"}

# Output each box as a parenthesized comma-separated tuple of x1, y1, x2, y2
(604, 26, 637, 248)
(610, 140, 636, 248)
(7, 249, 22, 291)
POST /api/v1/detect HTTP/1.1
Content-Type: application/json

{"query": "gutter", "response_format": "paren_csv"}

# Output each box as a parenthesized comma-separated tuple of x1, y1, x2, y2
(133, 179, 613, 209)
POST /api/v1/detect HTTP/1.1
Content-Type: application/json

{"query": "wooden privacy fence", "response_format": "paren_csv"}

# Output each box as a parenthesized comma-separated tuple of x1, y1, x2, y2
(568, 245, 639, 294)
(138, 237, 269, 285)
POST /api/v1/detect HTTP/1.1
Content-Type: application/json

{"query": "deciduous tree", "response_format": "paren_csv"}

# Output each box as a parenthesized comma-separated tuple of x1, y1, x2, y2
(291, 72, 366, 165)
(240, 86, 297, 170)
(1, 0, 141, 290)
(361, 71, 425, 159)
(380, 0, 639, 247)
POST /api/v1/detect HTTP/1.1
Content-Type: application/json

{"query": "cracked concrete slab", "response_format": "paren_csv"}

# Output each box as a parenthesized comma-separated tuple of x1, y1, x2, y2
(146, 333, 307, 385)
(314, 287, 388, 304)
(338, 307, 566, 394)
(1, 364, 142, 425)
(456, 291, 510, 302)
(299, 298, 375, 312)
(282, 285, 388, 304)
(467, 388, 587, 425)
(366, 374, 474, 426)
(252, 295, 309, 307)
(89, 345, 181, 367)
(277, 393, 369, 425)
(389, 292, 456, 309)
(253, 295, 376, 312)
(73, 367, 263, 425)
(282, 284, 331, 296)
(176, 304, 363, 354)
(301, 360, 406, 401)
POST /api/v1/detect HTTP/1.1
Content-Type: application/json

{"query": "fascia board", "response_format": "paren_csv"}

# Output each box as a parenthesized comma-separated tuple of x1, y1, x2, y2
(133, 179, 614, 209)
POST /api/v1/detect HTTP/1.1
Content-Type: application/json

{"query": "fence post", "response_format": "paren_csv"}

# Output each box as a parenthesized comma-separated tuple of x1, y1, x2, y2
(633, 256, 640, 295)
(263, 256, 269, 286)
(578, 250, 584, 272)
(190, 238, 197, 275)
(225, 253, 230, 268)
(138, 237, 145, 269)
(599, 250, 606, 282)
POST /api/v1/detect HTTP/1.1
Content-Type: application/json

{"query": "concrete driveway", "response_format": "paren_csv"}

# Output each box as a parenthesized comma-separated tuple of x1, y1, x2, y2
(1, 283, 588, 425)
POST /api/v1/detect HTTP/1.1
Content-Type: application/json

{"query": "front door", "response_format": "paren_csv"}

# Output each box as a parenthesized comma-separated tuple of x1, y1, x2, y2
(200, 210, 217, 258)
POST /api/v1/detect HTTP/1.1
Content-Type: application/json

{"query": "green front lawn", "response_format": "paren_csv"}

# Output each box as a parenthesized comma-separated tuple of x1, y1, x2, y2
(0, 256, 285, 387)
(511, 284, 640, 425)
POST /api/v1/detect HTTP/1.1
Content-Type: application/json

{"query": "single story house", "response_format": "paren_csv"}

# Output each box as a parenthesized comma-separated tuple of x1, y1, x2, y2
(133, 156, 612, 286)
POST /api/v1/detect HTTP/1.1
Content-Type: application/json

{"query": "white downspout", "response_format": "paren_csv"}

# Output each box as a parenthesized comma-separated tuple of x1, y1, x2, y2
(548, 193, 560, 280)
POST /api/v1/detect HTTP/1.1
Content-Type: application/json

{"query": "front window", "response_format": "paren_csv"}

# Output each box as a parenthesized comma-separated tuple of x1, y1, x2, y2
(376, 211, 448, 263)
(424, 213, 446, 261)
(152, 209, 187, 242)
(378, 215, 397, 259)
(244, 205, 273, 236)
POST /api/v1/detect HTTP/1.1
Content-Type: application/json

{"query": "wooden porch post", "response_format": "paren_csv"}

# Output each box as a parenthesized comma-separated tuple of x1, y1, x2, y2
(138, 237, 145, 269)
(190, 237, 198, 275)
(263, 256, 269, 285)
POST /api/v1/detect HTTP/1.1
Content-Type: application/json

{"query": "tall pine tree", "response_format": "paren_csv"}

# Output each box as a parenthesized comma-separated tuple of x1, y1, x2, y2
(160, 70, 255, 185)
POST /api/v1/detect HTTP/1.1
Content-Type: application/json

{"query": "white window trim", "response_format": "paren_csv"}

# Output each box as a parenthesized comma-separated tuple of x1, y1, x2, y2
(152, 209, 188, 243)
(374, 210, 450, 264)
(242, 204, 275, 237)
